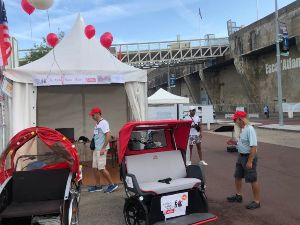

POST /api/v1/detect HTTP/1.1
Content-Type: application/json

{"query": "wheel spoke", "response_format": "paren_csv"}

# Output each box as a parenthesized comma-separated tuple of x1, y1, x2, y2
(124, 199, 147, 225)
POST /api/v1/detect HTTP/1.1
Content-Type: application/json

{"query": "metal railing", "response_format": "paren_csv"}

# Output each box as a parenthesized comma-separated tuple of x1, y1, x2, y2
(111, 37, 229, 68)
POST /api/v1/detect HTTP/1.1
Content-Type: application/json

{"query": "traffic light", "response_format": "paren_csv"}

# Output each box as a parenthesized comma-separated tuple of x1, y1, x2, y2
(280, 31, 289, 56)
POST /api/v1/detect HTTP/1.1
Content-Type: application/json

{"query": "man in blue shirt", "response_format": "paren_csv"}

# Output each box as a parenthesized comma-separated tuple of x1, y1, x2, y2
(227, 111, 261, 209)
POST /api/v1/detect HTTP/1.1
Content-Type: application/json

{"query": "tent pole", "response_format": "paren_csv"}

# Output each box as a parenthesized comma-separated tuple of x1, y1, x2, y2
(0, 67, 6, 151)
(1, 101, 5, 151)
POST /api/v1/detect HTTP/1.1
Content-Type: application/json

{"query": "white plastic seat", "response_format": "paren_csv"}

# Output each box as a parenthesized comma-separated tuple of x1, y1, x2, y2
(126, 151, 201, 194)
(139, 178, 200, 194)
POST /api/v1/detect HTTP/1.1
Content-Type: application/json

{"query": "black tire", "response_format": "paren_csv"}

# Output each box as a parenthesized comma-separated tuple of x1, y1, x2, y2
(70, 198, 79, 225)
(124, 187, 136, 198)
(123, 197, 149, 225)
(0, 187, 9, 213)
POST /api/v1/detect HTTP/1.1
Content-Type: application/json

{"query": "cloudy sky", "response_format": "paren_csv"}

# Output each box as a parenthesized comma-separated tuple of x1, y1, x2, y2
(5, 0, 296, 50)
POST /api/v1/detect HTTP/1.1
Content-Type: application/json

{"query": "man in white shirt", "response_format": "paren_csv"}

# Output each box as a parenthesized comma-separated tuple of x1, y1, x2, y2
(187, 106, 207, 166)
(88, 106, 118, 193)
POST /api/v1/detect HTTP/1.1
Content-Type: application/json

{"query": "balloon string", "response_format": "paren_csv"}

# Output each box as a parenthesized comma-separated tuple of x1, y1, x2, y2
(46, 10, 64, 83)
(46, 49, 64, 84)
(52, 48, 65, 84)
(29, 16, 33, 40)
(47, 10, 52, 32)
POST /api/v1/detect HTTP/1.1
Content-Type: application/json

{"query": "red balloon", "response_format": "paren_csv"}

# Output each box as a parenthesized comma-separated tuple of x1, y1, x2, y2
(21, 0, 35, 15)
(100, 32, 113, 49)
(47, 33, 59, 48)
(85, 25, 96, 39)
(103, 32, 113, 40)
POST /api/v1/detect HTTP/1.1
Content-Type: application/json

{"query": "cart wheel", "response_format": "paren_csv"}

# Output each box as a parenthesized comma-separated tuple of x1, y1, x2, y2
(72, 181, 81, 204)
(70, 198, 79, 225)
(124, 197, 149, 225)
(0, 186, 9, 212)
(124, 187, 135, 198)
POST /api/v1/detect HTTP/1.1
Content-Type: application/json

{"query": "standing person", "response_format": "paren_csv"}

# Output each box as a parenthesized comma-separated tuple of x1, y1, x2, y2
(187, 106, 208, 166)
(88, 106, 118, 193)
(263, 105, 269, 119)
(227, 111, 261, 210)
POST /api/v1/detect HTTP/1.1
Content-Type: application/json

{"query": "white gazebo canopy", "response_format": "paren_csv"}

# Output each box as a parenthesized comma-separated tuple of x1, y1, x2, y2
(4, 15, 147, 136)
(148, 88, 189, 104)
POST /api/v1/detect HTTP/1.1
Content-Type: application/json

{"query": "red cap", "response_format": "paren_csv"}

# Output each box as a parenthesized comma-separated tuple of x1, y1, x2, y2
(231, 111, 247, 121)
(89, 106, 102, 116)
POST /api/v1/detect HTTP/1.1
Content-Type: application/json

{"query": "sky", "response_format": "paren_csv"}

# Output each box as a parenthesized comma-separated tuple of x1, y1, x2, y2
(5, 0, 296, 50)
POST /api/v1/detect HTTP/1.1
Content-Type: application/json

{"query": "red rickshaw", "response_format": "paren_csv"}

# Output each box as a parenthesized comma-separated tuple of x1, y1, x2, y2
(119, 120, 217, 225)
(0, 127, 81, 225)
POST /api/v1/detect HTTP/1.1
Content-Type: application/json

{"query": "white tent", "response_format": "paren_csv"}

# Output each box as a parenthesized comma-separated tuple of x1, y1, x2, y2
(4, 15, 147, 138)
(148, 88, 189, 105)
(147, 88, 189, 120)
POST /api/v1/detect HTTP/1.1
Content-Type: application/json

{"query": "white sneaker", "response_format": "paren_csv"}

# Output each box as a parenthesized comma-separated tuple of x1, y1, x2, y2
(199, 160, 208, 166)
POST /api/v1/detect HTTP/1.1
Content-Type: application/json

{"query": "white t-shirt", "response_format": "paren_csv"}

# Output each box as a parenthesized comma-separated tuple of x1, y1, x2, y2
(94, 119, 110, 150)
(187, 115, 201, 135)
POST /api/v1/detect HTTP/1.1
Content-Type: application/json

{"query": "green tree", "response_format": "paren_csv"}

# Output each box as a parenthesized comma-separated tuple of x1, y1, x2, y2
(20, 31, 65, 66)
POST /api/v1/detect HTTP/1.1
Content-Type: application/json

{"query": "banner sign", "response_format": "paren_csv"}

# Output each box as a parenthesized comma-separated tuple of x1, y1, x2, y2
(0, 76, 13, 97)
(161, 192, 188, 219)
(169, 74, 176, 87)
(33, 74, 125, 86)
(265, 57, 300, 75)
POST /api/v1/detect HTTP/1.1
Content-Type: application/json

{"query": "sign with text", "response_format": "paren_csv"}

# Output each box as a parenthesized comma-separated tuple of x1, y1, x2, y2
(32, 74, 125, 86)
(161, 192, 188, 219)
(265, 57, 300, 75)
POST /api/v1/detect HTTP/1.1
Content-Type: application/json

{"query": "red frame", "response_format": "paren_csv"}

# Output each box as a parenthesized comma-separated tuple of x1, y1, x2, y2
(118, 120, 192, 164)
(0, 127, 80, 184)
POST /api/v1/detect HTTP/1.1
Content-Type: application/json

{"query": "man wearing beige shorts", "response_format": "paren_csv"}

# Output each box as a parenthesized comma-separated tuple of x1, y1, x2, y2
(88, 106, 118, 193)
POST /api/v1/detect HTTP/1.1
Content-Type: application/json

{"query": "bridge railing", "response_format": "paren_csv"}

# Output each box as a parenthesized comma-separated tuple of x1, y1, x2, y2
(111, 37, 229, 54)
(110, 37, 229, 68)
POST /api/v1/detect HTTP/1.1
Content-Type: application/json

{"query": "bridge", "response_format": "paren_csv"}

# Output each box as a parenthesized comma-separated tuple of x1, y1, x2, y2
(17, 37, 230, 69)
(110, 37, 229, 69)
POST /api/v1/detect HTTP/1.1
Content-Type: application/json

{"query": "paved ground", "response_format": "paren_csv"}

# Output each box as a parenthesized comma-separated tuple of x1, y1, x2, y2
(79, 127, 300, 225)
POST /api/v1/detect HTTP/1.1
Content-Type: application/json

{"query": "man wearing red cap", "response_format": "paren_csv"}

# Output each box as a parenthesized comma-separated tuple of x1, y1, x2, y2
(88, 106, 118, 193)
(227, 111, 261, 210)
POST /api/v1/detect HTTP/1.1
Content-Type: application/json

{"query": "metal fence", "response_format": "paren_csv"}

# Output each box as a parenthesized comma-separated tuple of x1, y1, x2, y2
(213, 102, 279, 115)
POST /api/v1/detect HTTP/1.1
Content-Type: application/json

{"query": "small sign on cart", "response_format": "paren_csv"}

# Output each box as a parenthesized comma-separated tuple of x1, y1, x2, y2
(161, 192, 188, 219)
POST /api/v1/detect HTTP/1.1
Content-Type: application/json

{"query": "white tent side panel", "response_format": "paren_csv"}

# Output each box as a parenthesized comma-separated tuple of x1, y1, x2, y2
(12, 82, 37, 135)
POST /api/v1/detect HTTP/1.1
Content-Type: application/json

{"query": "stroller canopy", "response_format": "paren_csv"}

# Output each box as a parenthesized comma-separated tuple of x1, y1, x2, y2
(118, 120, 192, 163)
(0, 127, 80, 184)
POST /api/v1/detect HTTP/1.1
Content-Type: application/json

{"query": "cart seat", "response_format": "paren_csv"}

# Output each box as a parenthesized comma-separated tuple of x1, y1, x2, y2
(126, 151, 201, 194)
(0, 200, 62, 218)
(0, 168, 70, 219)
(139, 178, 200, 194)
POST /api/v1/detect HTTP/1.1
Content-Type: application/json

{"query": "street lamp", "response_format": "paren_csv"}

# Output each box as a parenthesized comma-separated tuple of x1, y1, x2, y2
(275, 0, 284, 126)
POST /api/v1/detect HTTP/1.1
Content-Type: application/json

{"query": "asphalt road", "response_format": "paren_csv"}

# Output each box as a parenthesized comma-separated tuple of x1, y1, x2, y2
(79, 130, 300, 225)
